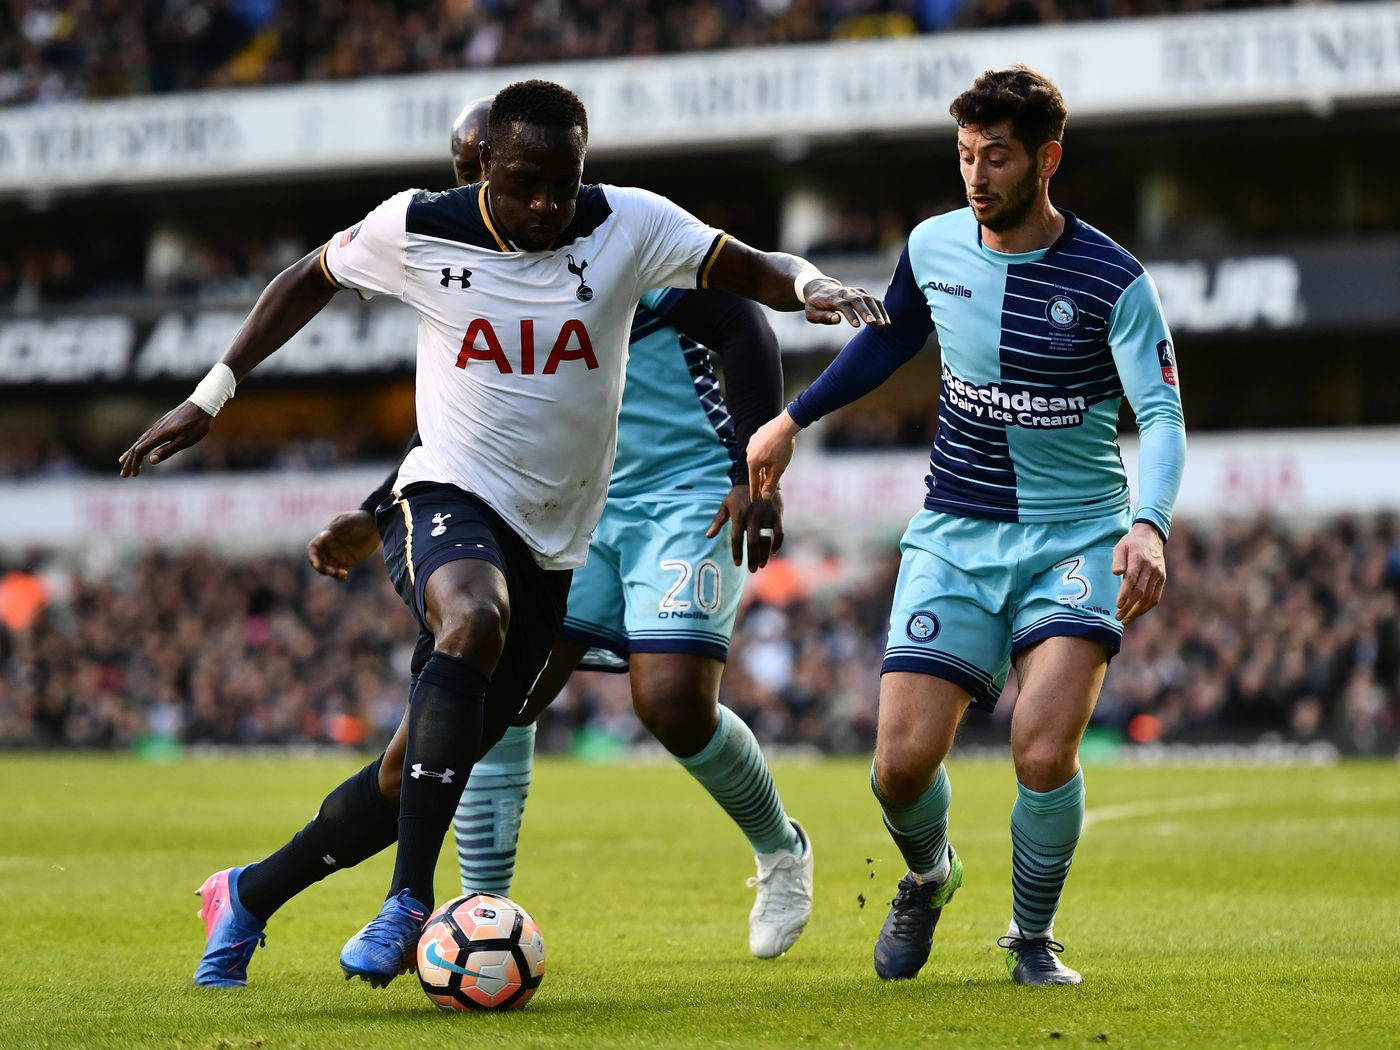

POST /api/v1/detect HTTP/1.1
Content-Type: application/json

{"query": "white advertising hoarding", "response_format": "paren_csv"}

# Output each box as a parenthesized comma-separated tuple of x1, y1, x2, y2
(2, 429, 1397, 553)
(1, 4, 1398, 193)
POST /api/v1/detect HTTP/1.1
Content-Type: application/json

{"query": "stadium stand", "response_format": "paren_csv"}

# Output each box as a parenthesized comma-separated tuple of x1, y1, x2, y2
(0, 0, 1344, 106)
(2, 515, 1397, 753)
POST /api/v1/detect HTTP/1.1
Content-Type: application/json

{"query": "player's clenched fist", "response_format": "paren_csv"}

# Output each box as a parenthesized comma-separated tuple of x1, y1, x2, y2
(1112, 521, 1167, 624)
(746, 409, 802, 503)
(308, 509, 382, 581)
(801, 277, 890, 328)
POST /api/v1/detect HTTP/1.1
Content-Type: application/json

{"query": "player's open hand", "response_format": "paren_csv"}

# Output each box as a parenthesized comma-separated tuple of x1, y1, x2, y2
(308, 509, 382, 581)
(1112, 521, 1166, 624)
(746, 411, 801, 503)
(802, 277, 890, 328)
(706, 485, 784, 573)
(118, 401, 213, 477)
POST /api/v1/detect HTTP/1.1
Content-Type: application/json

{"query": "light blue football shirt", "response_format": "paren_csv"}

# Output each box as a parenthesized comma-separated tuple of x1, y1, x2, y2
(606, 288, 739, 500)
(792, 208, 1186, 538)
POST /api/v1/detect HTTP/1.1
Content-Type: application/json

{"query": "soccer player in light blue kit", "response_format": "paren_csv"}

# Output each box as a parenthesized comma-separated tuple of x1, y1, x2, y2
(312, 97, 815, 961)
(447, 278, 815, 958)
(748, 66, 1186, 985)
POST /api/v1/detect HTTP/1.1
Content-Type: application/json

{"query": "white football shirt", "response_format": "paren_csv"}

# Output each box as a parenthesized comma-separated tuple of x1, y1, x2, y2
(322, 183, 727, 569)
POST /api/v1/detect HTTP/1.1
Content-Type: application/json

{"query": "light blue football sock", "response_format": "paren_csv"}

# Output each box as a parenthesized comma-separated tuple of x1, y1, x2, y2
(1009, 769, 1085, 937)
(676, 706, 800, 856)
(873, 763, 952, 882)
(453, 723, 535, 896)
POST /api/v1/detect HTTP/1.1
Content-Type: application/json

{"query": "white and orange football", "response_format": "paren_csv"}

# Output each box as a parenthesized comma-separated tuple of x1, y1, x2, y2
(416, 893, 545, 1011)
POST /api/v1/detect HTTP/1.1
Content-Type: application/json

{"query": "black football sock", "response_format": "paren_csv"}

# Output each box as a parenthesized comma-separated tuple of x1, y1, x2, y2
(237, 754, 399, 923)
(390, 652, 489, 908)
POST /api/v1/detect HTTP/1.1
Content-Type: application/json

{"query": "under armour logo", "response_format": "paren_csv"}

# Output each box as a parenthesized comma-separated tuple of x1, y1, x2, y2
(431, 512, 452, 536)
(566, 254, 593, 302)
(410, 763, 455, 784)
(322, 853, 337, 867)
(440, 267, 473, 288)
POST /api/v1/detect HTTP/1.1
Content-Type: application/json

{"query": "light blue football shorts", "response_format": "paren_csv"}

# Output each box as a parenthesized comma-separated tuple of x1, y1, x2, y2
(882, 508, 1131, 711)
(561, 493, 745, 671)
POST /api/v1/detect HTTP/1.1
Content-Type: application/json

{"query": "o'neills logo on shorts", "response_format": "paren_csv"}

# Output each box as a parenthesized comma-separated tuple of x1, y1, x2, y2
(941, 366, 1086, 429)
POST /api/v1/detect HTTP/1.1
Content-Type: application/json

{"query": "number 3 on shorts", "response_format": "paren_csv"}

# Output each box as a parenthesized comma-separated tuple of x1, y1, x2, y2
(1053, 556, 1091, 604)
(660, 559, 723, 614)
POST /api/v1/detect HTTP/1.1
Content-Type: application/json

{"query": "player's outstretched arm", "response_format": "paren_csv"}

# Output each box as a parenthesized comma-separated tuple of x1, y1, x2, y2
(118, 250, 339, 477)
(747, 246, 934, 501)
(659, 290, 786, 571)
(704, 237, 890, 328)
(308, 431, 422, 580)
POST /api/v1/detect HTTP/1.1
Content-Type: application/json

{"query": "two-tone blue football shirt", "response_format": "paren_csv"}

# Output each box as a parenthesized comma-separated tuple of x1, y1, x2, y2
(790, 208, 1185, 538)
(608, 288, 743, 501)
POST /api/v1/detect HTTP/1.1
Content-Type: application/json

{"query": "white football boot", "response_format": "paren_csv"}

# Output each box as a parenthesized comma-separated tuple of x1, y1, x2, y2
(747, 820, 814, 958)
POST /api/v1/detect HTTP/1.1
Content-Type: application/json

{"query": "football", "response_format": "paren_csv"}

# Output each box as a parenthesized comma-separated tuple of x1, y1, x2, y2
(415, 893, 546, 1011)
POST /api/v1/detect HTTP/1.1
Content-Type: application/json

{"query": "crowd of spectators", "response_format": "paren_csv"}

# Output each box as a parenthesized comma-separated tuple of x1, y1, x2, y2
(0, 428, 403, 481)
(0, 413, 930, 481)
(3, 513, 1397, 755)
(1, 0, 1344, 107)
(0, 227, 313, 310)
(818, 407, 933, 451)
(0, 395, 979, 487)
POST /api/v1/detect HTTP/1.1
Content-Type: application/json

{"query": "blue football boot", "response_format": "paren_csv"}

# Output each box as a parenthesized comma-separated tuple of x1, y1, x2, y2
(998, 935, 1083, 985)
(339, 889, 429, 987)
(194, 866, 267, 987)
(873, 846, 964, 980)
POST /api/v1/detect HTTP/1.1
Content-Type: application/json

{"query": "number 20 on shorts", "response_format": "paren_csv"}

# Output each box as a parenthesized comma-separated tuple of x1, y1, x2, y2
(659, 559, 723, 615)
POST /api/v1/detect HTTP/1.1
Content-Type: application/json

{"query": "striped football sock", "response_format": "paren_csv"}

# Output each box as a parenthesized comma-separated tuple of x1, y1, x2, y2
(1009, 769, 1085, 937)
(676, 706, 800, 856)
(873, 763, 952, 882)
(452, 723, 536, 896)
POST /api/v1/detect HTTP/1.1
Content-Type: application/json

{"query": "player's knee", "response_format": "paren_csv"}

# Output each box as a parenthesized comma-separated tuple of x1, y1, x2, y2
(434, 597, 508, 663)
(377, 758, 402, 800)
(872, 747, 937, 807)
(633, 691, 716, 757)
(1012, 738, 1079, 791)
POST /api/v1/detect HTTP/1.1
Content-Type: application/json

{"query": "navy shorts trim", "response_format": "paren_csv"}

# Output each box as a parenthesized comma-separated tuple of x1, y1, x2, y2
(559, 620, 627, 655)
(627, 637, 729, 662)
(558, 622, 729, 666)
(1011, 615, 1122, 660)
(881, 650, 1002, 712)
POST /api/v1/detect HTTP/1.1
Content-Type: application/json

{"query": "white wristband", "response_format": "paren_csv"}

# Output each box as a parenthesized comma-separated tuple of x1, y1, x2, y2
(793, 268, 827, 304)
(189, 362, 237, 417)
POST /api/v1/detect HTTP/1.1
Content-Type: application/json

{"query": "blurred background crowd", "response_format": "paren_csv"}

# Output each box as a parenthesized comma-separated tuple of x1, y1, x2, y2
(0, 417, 937, 480)
(0, 428, 404, 481)
(3, 514, 1397, 755)
(0, 0, 1340, 107)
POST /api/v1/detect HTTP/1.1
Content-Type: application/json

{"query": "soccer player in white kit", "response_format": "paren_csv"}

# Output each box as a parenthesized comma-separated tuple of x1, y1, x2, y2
(313, 96, 811, 962)
(118, 80, 887, 988)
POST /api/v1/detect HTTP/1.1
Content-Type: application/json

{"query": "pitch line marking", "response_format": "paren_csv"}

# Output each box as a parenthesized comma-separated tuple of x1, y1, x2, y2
(1084, 784, 1400, 831)
(1083, 793, 1246, 830)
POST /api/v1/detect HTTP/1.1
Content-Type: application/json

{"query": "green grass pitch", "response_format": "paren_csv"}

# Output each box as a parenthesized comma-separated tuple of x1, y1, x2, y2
(1, 755, 1397, 1048)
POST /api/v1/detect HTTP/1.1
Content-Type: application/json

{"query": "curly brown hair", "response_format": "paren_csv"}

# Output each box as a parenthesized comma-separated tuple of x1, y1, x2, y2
(949, 66, 1067, 153)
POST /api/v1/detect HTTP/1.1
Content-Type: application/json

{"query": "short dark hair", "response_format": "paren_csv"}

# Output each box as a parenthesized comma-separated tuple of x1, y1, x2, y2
(949, 66, 1067, 152)
(489, 80, 588, 142)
